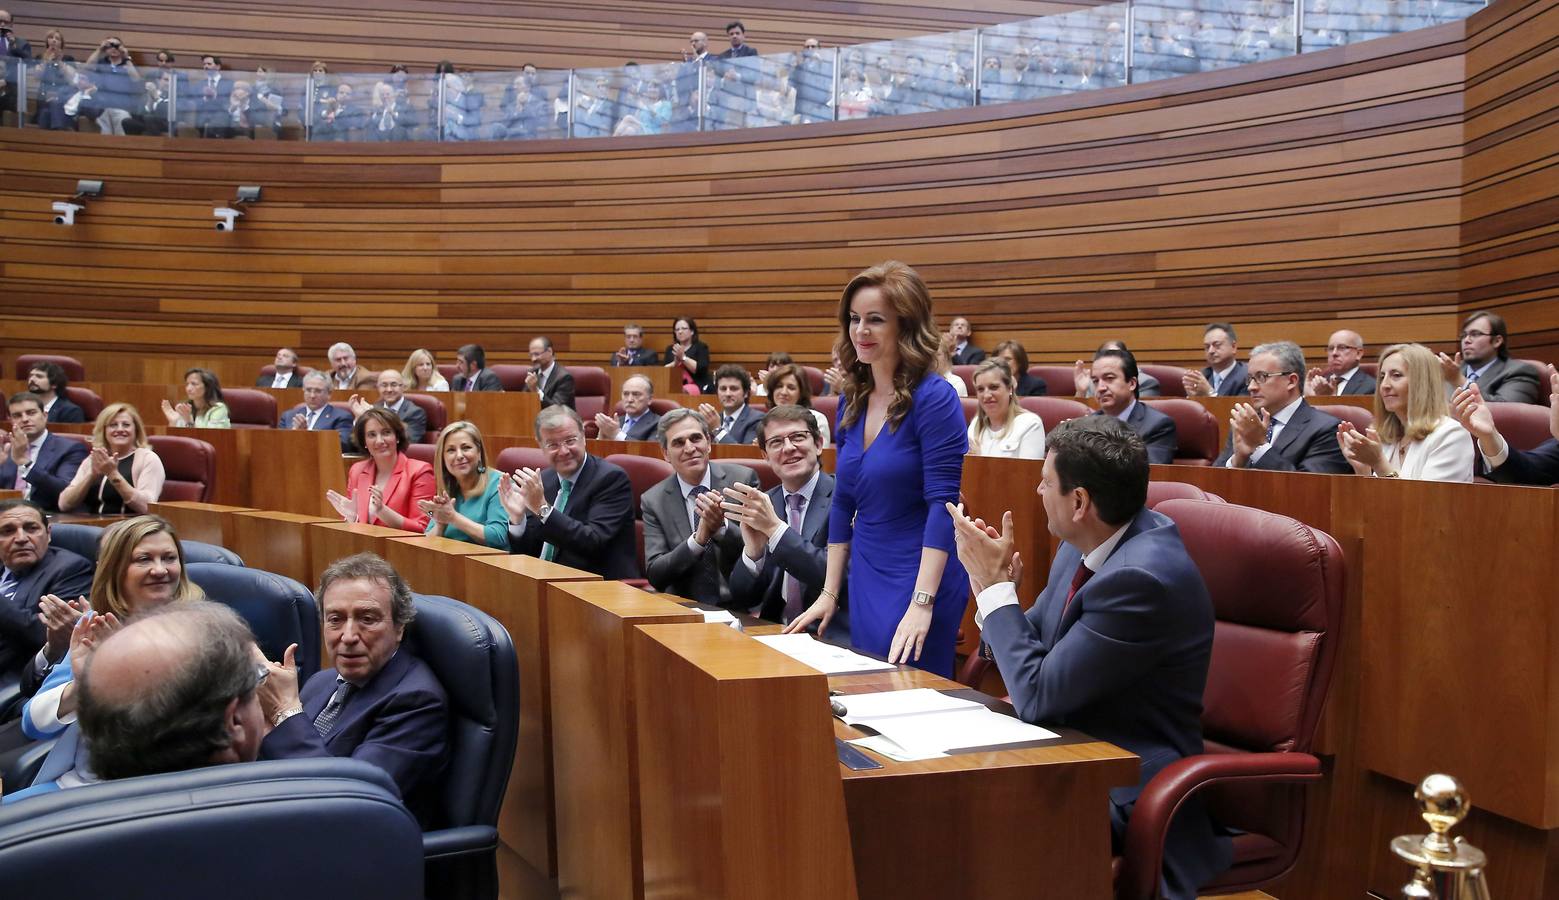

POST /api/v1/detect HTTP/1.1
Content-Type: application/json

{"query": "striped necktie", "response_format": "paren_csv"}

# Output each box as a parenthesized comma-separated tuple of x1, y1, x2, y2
(313, 678, 354, 736)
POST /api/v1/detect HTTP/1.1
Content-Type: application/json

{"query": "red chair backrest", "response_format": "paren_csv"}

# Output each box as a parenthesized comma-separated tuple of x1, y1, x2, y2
(438, 364, 460, 382)
(576, 396, 606, 423)
(958, 397, 978, 425)
(812, 395, 840, 427)
(65, 387, 104, 421)
(1016, 396, 1090, 434)
(490, 365, 530, 392)
(404, 393, 448, 433)
(1029, 366, 1077, 397)
(1139, 364, 1189, 397)
(800, 366, 825, 395)
(603, 454, 674, 513)
(648, 398, 681, 416)
(493, 446, 550, 473)
(1489, 401, 1552, 452)
(1358, 362, 1378, 378)
(1143, 399, 1219, 465)
(1314, 404, 1373, 433)
(951, 365, 977, 389)
(719, 458, 780, 491)
(407, 443, 436, 466)
(15, 354, 85, 382)
(221, 388, 279, 429)
(148, 434, 217, 502)
(1146, 481, 1224, 507)
(567, 366, 611, 398)
(1514, 359, 1553, 406)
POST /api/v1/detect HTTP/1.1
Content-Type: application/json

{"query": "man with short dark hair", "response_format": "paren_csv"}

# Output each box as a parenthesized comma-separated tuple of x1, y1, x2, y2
(79, 603, 267, 780)
(26, 364, 85, 424)
(0, 499, 93, 709)
(1213, 341, 1349, 473)
(1089, 349, 1177, 464)
(719, 20, 757, 59)
(1183, 323, 1249, 397)
(948, 317, 986, 365)
(258, 347, 303, 388)
(500, 406, 638, 578)
(1438, 310, 1542, 404)
(1306, 329, 1376, 397)
(611, 323, 659, 367)
(525, 336, 576, 409)
(1075, 340, 1161, 398)
(594, 375, 660, 441)
(949, 416, 1229, 900)
(349, 369, 428, 444)
(641, 408, 759, 605)
(195, 54, 233, 138)
(452, 344, 503, 392)
(259, 553, 449, 813)
(0, 392, 89, 512)
(700, 364, 763, 445)
(280, 372, 354, 452)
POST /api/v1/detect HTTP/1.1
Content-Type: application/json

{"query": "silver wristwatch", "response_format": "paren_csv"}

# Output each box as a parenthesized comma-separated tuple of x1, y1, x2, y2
(539, 503, 553, 520)
(911, 590, 934, 607)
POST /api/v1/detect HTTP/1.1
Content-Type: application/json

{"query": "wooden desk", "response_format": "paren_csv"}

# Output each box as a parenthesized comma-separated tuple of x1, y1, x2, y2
(149, 500, 255, 547)
(383, 534, 504, 600)
(464, 555, 600, 880)
(308, 521, 417, 586)
(608, 366, 670, 399)
(245, 429, 347, 517)
(229, 510, 334, 585)
(460, 392, 541, 441)
(546, 582, 701, 900)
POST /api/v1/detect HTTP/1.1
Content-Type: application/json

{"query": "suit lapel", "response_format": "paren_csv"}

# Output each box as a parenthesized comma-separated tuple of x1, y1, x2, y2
(801, 474, 832, 539)
(383, 453, 410, 512)
(1269, 402, 1311, 456)
(34, 435, 62, 471)
(1049, 510, 1153, 639)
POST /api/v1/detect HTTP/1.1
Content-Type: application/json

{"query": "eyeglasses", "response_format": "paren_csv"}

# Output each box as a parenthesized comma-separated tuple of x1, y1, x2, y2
(1246, 370, 1295, 386)
(763, 432, 814, 452)
(542, 435, 582, 453)
(1459, 330, 1492, 341)
(1325, 344, 1362, 353)
(253, 662, 271, 687)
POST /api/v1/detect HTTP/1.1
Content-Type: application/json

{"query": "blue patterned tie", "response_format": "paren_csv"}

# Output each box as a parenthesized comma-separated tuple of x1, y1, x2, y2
(313, 678, 354, 736)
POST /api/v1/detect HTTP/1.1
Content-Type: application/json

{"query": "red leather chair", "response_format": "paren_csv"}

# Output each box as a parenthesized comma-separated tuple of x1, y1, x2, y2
(1029, 366, 1077, 397)
(148, 435, 217, 502)
(15, 355, 85, 382)
(1017, 396, 1090, 433)
(64, 387, 104, 421)
(1117, 499, 1344, 899)
(648, 398, 681, 416)
(494, 446, 550, 474)
(1358, 362, 1378, 379)
(438, 364, 460, 383)
(1489, 401, 1553, 452)
(405, 393, 448, 434)
(958, 397, 978, 425)
(221, 388, 279, 429)
(407, 443, 436, 466)
(1144, 399, 1219, 466)
(812, 395, 840, 428)
(800, 366, 826, 395)
(1514, 359, 1553, 406)
(571, 366, 612, 425)
(1314, 404, 1373, 433)
(603, 454, 674, 516)
(719, 457, 780, 491)
(951, 365, 977, 389)
(1140, 365, 1189, 398)
(490, 365, 531, 392)
(1146, 482, 1224, 508)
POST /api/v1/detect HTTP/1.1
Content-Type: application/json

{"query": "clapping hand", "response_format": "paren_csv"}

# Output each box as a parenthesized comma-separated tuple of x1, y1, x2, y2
(70, 610, 121, 676)
(347, 393, 372, 417)
(325, 488, 357, 522)
(693, 489, 726, 545)
(1336, 421, 1386, 476)
(499, 467, 547, 520)
(6, 423, 26, 464)
(1450, 383, 1496, 443)
(1437, 351, 1465, 388)
(1073, 360, 1092, 396)
(1182, 369, 1214, 397)
(160, 398, 183, 426)
(88, 446, 117, 478)
(947, 503, 1018, 596)
(1306, 367, 1336, 396)
(721, 482, 782, 541)
(367, 485, 385, 521)
(290, 413, 307, 430)
(1229, 403, 1271, 461)
(593, 412, 621, 440)
(697, 402, 721, 432)
(418, 492, 458, 525)
(823, 365, 846, 393)
(524, 370, 539, 391)
(38, 595, 88, 664)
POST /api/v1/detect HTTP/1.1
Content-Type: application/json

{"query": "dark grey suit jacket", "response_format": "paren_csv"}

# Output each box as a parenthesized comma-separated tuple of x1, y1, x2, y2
(1337, 369, 1377, 396)
(1487, 438, 1559, 486)
(1095, 403, 1178, 465)
(380, 398, 428, 445)
(715, 405, 764, 446)
(0, 433, 90, 512)
(952, 343, 987, 366)
(616, 409, 661, 442)
(256, 372, 303, 388)
(528, 366, 576, 409)
(0, 546, 94, 698)
(452, 370, 504, 392)
(726, 473, 848, 632)
(1213, 400, 1350, 473)
(642, 463, 759, 605)
(509, 455, 639, 579)
(1470, 357, 1543, 405)
(1201, 361, 1250, 397)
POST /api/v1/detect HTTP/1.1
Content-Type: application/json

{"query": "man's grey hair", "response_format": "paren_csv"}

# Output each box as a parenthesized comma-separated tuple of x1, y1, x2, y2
(534, 404, 584, 440)
(317, 552, 417, 627)
(622, 374, 654, 394)
(328, 341, 355, 358)
(1250, 340, 1305, 379)
(301, 371, 330, 390)
(656, 407, 712, 449)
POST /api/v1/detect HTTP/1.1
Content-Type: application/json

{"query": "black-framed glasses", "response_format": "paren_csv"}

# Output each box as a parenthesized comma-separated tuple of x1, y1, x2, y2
(1246, 370, 1295, 386)
(1459, 330, 1492, 341)
(763, 431, 814, 452)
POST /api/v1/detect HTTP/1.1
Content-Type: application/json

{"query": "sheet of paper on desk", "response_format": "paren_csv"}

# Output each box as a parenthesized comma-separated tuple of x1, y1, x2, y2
(849, 734, 948, 762)
(838, 689, 1059, 757)
(837, 687, 980, 722)
(752, 633, 895, 674)
(698, 608, 742, 630)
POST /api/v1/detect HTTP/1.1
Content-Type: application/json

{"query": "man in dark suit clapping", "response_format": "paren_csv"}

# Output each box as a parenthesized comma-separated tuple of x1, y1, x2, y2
(525, 336, 576, 409)
(0, 499, 93, 708)
(592, 375, 660, 442)
(1306, 329, 1376, 397)
(1183, 323, 1249, 397)
(279, 372, 355, 452)
(1213, 341, 1350, 473)
(0, 393, 89, 512)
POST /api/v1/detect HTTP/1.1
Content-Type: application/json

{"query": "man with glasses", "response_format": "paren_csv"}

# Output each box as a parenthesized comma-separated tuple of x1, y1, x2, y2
(500, 405, 638, 578)
(1214, 340, 1349, 472)
(1183, 323, 1249, 397)
(640, 408, 759, 605)
(1437, 310, 1543, 404)
(280, 372, 355, 452)
(725, 406, 848, 639)
(1307, 329, 1377, 396)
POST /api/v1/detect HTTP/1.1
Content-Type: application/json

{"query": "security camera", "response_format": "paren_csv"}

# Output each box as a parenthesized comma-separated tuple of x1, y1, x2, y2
(52, 202, 84, 226)
(214, 206, 243, 231)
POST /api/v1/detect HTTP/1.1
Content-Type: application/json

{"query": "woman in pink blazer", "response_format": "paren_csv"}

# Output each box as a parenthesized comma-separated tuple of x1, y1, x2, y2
(326, 407, 435, 532)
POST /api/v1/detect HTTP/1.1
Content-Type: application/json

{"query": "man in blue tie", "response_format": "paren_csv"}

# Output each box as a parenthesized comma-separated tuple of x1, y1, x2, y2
(1213, 341, 1350, 473)
(1437, 310, 1543, 405)
(257, 553, 448, 816)
(593, 375, 661, 441)
(279, 372, 355, 452)
(1183, 323, 1250, 397)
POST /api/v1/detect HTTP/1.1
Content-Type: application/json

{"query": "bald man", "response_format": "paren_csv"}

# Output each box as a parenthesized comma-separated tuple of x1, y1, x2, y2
(1306, 330, 1376, 396)
(348, 369, 428, 444)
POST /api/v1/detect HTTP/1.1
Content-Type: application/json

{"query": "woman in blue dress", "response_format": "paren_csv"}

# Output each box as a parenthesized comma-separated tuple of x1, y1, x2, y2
(785, 261, 969, 676)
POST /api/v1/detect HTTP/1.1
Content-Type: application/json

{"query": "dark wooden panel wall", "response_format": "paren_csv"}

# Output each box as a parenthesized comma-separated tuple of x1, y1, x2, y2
(1, 2, 1553, 389)
(4, 1, 1097, 71)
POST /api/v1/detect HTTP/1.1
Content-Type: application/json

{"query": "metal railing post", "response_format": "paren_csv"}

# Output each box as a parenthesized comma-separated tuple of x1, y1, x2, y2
(304, 75, 314, 139)
(1294, 0, 1306, 54)
(830, 46, 840, 120)
(973, 29, 984, 105)
(435, 74, 446, 141)
(566, 69, 576, 138)
(15, 61, 28, 127)
(697, 62, 706, 131)
(1124, 0, 1136, 85)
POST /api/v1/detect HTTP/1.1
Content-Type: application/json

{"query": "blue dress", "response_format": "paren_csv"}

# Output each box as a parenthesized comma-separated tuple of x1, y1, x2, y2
(426, 470, 509, 549)
(830, 374, 969, 676)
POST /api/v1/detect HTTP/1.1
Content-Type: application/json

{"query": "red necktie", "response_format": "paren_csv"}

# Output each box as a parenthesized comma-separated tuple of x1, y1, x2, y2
(1061, 562, 1094, 619)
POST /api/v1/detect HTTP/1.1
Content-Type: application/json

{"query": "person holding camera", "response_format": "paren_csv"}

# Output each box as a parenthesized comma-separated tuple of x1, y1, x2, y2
(81, 35, 138, 134)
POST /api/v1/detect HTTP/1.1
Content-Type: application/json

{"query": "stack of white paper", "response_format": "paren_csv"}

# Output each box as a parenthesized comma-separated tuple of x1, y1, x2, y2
(836, 688, 1059, 760)
(752, 633, 895, 675)
(698, 608, 742, 631)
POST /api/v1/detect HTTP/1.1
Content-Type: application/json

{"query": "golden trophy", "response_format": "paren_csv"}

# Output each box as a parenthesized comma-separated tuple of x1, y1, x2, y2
(1391, 774, 1491, 899)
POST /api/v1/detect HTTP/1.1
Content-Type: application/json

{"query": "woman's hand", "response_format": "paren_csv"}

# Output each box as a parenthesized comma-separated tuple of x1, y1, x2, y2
(419, 492, 457, 525)
(887, 602, 934, 665)
(782, 590, 838, 637)
(367, 484, 385, 521)
(1337, 422, 1386, 476)
(325, 489, 356, 522)
(88, 446, 117, 478)
(160, 398, 182, 426)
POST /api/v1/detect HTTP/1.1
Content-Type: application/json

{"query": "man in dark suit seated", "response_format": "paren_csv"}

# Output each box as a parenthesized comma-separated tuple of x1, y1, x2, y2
(593, 375, 660, 442)
(279, 372, 355, 453)
(1306, 329, 1376, 397)
(611, 323, 660, 367)
(349, 369, 429, 445)
(1075, 340, 1162, 399)
(1, 392, 90, 512)
(0, 499, 93, 718)
(1213, 341, 1350, 473)
(259, 553, 449, 814)
(1089, 348, 1177, 464)
(948, 316, 987, 365)
(257, 347, 304, 388)
(452, 343, 503, 392)
(25, 363, 85, 424)
(948, 416, 1230, 900)
(699, 365, 764, 445)
(1183, 322, 1249, 397)
(724, 406, 849, 643)
(641, 409, 759, 606)
(1453, 373, 1559, 486)
(1438, 310, 1543, 405)
(499, 406, 638, 579)
(524, 336, 576, 409)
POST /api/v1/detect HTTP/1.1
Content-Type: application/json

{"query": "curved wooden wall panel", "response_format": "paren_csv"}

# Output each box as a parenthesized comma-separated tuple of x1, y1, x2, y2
(1, 3, 1554, 388)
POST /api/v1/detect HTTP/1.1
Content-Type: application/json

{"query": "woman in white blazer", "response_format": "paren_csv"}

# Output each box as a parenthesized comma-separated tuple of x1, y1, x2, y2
(1337, 343, 1473, 481)
(967, 360, 1045, 459)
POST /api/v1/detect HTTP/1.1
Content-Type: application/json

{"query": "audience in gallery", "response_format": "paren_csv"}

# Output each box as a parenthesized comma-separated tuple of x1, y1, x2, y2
(499, 405, 639, 579)
(642, 408, 761, 605)
(422, 421, 508, 549)
(1307, 329, 1376, 396)
(259, 347, 304, 388)
(0, 499, 94, 717)
(1075, 340, 1162, 398)
(349, 368, 428, 444)
(967, 359, 1046, 460)
(1438, 310, 1543, 405)
(59, 403, 165, 515)
(2, 391, 90, 513)
(402, 347, 450, 392)
(1184, 322, 1249, 397)
(9, 515, 206, 802)
(525, 336, 576, 409)
(452, 343, 503, 392)
(328, 407, 436, 533)
(700, 364, 764, 445)
(162, 367, 231, 429)
(593, 374, 661, 441)
(664, 317, 713, 393)
(993, 340, 1048, 396)
(1337, 343, 1473, 482)
(611, 323, 659, 367)
(25, 363, 85, 424)
(1453, 365, 1559, 486)
(1215, 340, 1350, 473)
(764, 363, 831, 447)
(1088, 348, 1178, 465)
(279, 372, 354, 451)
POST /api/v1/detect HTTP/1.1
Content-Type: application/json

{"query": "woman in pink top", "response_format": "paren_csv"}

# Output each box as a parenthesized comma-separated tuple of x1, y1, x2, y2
(327, 407, 435, 532)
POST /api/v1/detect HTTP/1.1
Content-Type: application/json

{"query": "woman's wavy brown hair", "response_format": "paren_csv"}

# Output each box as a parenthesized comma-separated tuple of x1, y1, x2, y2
(835, 261, 942, 432)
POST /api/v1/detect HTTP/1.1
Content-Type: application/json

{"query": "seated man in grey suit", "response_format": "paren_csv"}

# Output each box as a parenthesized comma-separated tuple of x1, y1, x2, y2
(257, 347, 304, 388)
(1183, 323, 1249, 397)
(1306, 329, 1376, 397)
(349, 369, 428, 444)
(1438, 310, 1543, 404)
(642, 408, 759, 605)
(949, 416, 1230, 900)
(593, 375, 660, 441)
(452, 343, 504, 392)
(1453, 371, 1559, 486)
(0, 499, 93, 714)
(524, 336, 576, 409)
(1089, 348, 1177, 465)
(724, 406, 848, 642)
(699, 365, 764, 445)
(1213, 341, 1350, 473)
(279, 372, 355, 452)
(0, 392, 90, 512)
